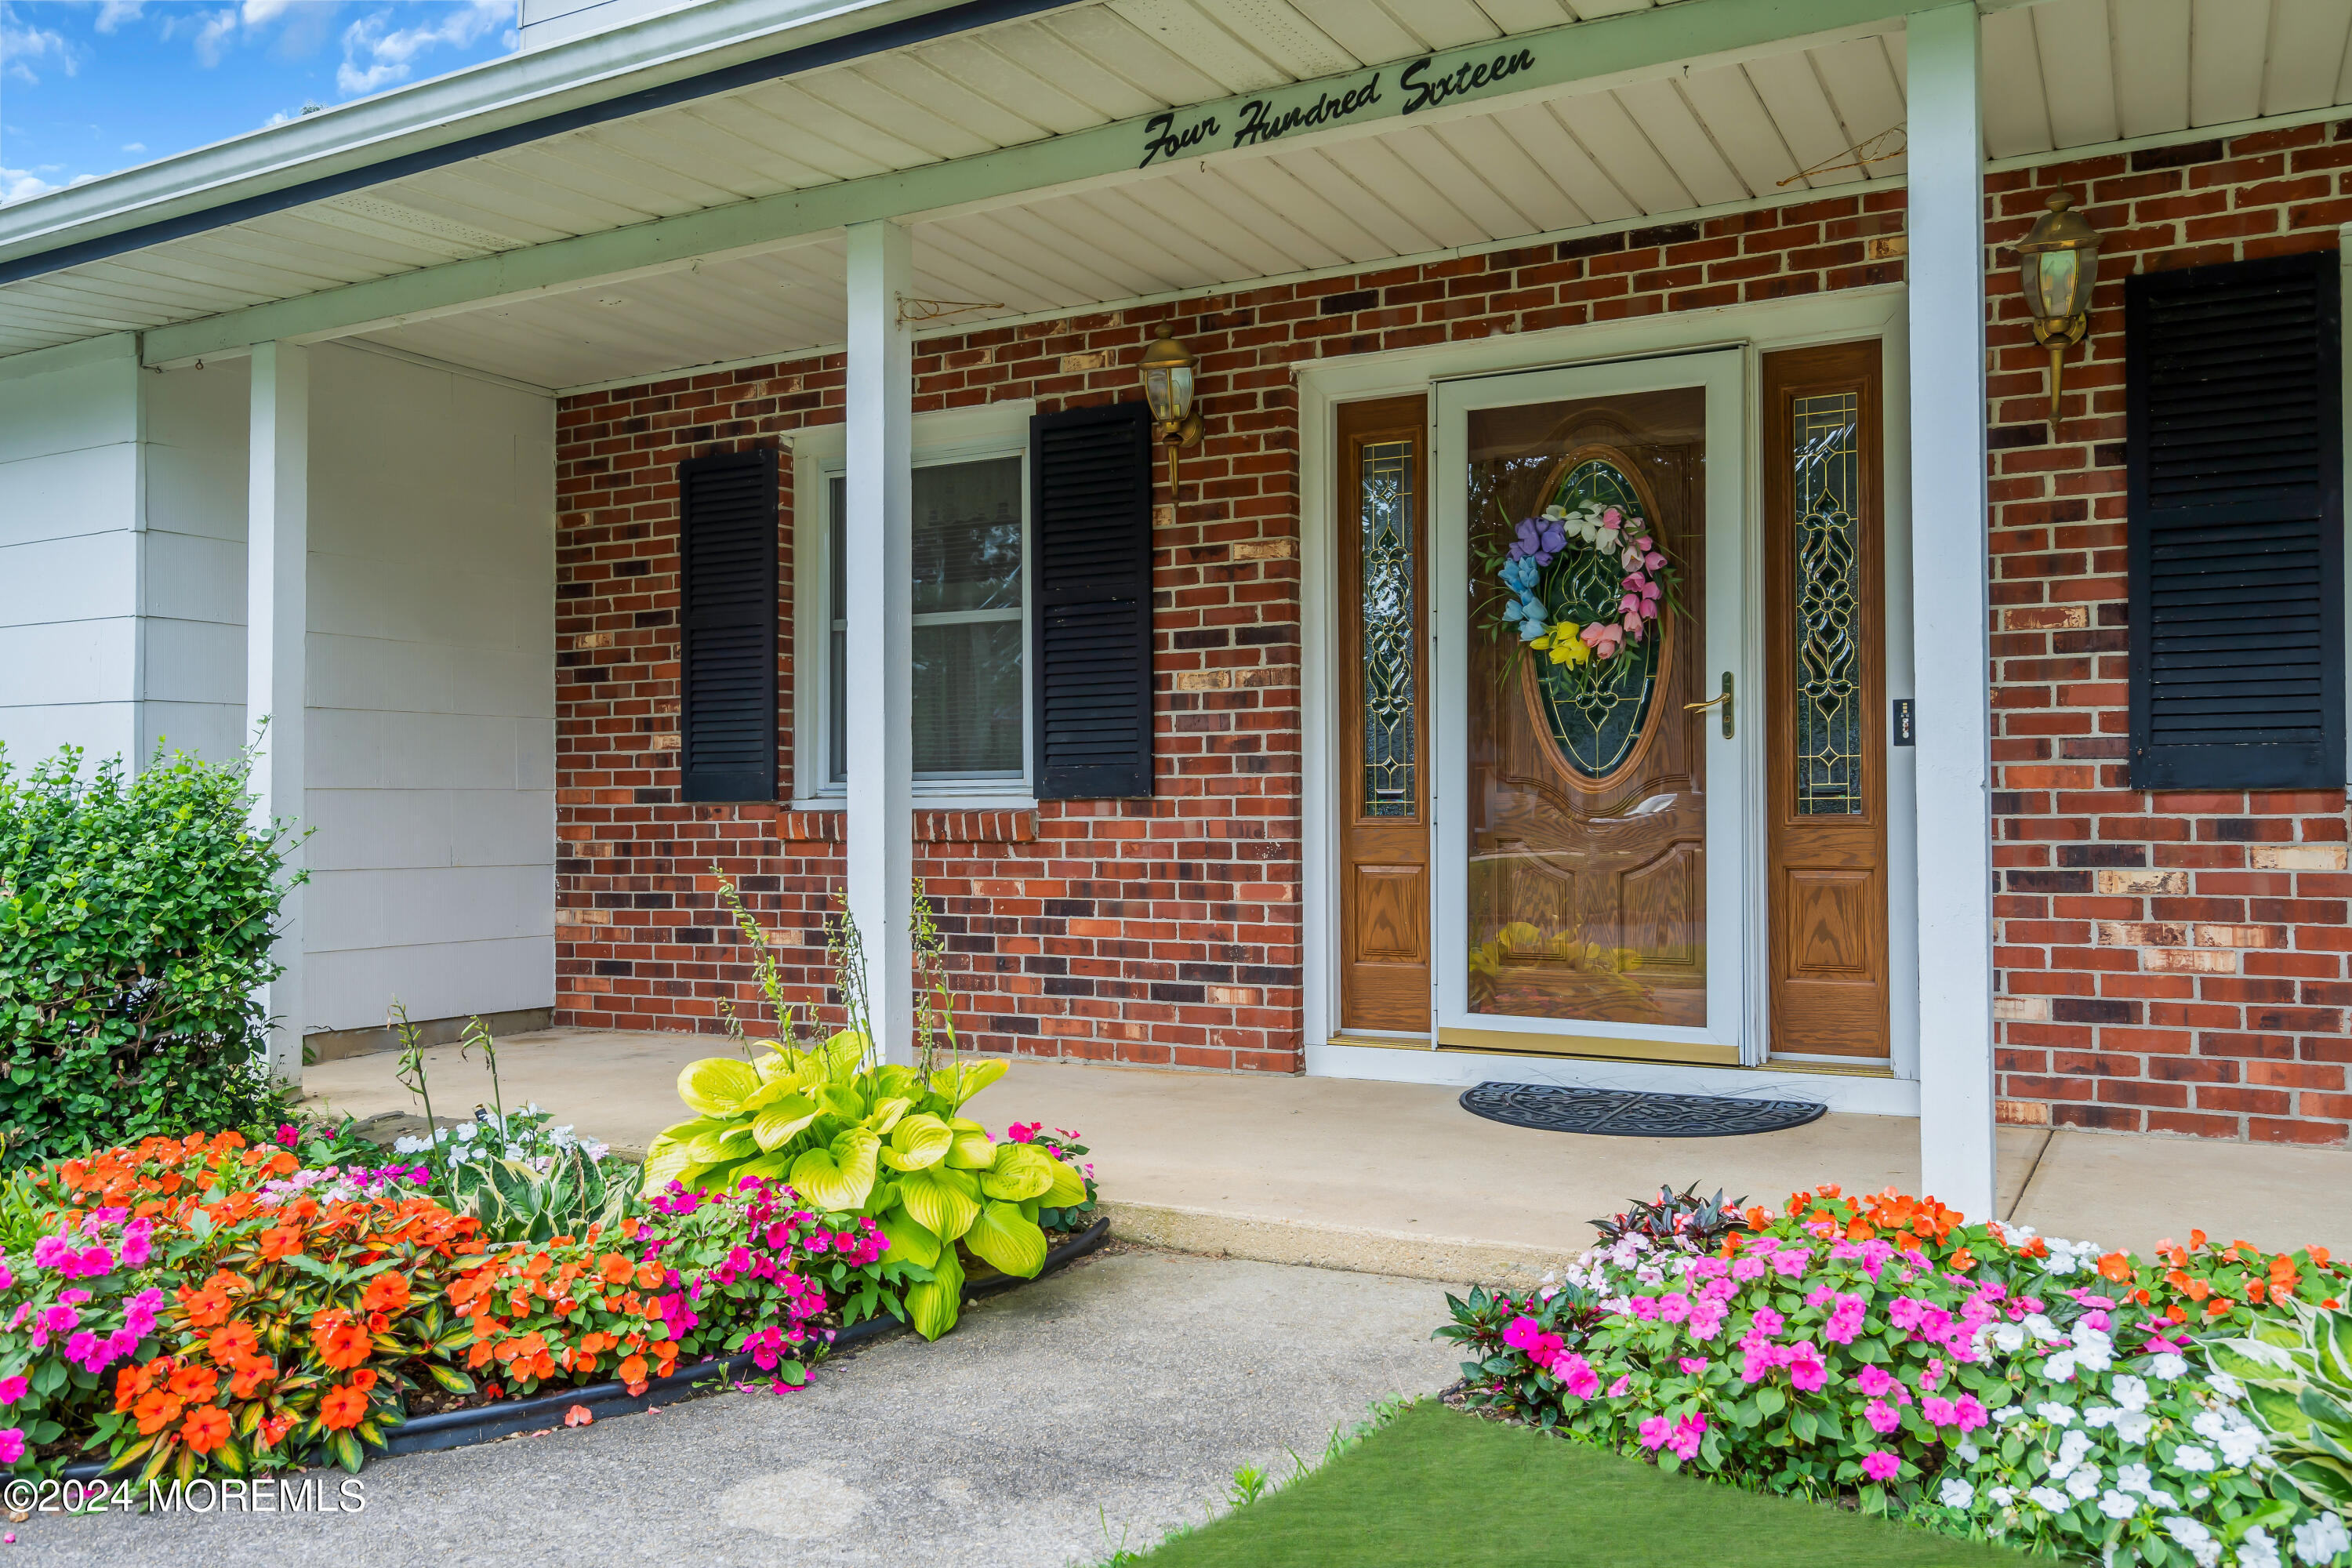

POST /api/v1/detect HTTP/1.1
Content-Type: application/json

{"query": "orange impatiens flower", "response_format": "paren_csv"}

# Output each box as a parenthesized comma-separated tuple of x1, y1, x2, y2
(600, 1254, 633, 1286)
(309, 1313, 373, 1372)
(206, 1323, 260, 1367)
(229, 1359, 278, 1400)
(132, 1391, 184, 1436)
(361, 1272, 412, 1314)
(2096, 1252, 2133, 1283)
(318, 1383, 369, 1432)
(180, 1406, 233, 1455)
(258, 1226, 305, 1261)
(618, 1355, 648, 1390)
(166, 1363, 220, 1403)
(179, 1284, 232, 1328)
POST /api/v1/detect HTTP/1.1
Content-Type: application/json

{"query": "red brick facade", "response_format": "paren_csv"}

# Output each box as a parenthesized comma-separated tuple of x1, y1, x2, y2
(555, 125, 2352, 1142)
(1986, 122, 2352, 1144)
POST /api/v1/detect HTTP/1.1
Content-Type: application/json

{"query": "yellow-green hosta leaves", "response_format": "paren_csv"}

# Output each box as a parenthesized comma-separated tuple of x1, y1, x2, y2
(751, 1094, 821, 1152)
(818, 1084, 867, 1124)
(640, 1133, 696, 1192)
(963, 1200, 1047, 1279)
(945, 1124, 996, 1170)
(1040, 1152, 1089, 1208)
(881, 1113, 953, 1173)
(864, 1097, 913, 1138)
(897, 1166, 980, 1243)
(928, 1058, 1007, 1110)
(905, 1246, 964, 1341)
(788, 1128, 880, 1212)
(678, 1057, 761, 1115)
(979, 1142, 1055, 1203)
(875, 1206, 941, 1269)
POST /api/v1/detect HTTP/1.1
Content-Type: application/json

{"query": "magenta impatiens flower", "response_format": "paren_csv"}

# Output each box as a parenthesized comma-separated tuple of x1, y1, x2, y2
(0, 1429, 23, 1465)
(1784, 1341, 1829, 1392)
(0, 1377, 23, 1406)
(1860, 1451, 1900, 1482)
(1865, 1399, 1902, 1435)
(1678, 1357, 1709, 1376)
(1555, 1352, 1600, 1400)
(1855, 1364, 1900, 1399)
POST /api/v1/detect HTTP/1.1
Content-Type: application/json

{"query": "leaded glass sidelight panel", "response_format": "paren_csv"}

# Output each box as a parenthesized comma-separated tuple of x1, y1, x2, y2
(1791, 393, 1864, 815)
(1359, 440, 1417, 817)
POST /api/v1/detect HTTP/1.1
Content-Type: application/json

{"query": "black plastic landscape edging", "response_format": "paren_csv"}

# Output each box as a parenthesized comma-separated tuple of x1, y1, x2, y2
(60, 1217, 1109, 1479)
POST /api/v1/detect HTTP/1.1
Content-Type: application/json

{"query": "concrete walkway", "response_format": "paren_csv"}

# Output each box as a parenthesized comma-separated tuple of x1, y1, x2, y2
(23, 1250, 1457, 1567)
(304, 1028, 2352, 1283)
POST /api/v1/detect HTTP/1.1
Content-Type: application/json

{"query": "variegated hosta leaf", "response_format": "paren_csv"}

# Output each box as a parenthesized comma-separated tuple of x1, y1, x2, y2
(2284, 1455, 2352, 1511)
(905, 1246, 964, 1341)
(750, 1046, 796, 1081)
(2249, 1383, 2318, 1443)
(946, 1131, 996, 1170)
(875, 1203, 942, 1269)
(881, 1113, 953, 1173)
(678, 1057, 762, 1116)
(1040, 1153, 1089, 1209)
(788, 1128, 880, 1212)
(752, 1094, 822, 1152)
(930, 1058, 1008, 1110)
(865, 1097, 913, 1137)
(978, 1142, 1055, 1203)
(963, 1200, 1047, 1279)
(897, 1166, 981, 1243)
(2212, 1338, 2302, 1386)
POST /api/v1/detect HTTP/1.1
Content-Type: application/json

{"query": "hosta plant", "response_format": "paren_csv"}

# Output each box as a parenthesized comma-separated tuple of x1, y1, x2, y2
(2209, 1296, 2352, 1515)
(643, 1036, 1085, 1339)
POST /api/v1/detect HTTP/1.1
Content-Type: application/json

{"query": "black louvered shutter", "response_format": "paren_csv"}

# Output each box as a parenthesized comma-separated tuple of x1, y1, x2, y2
(678, 448, 778, 802)
(1031, 401, 1155, 799)
(2126, 251, 2345, 790)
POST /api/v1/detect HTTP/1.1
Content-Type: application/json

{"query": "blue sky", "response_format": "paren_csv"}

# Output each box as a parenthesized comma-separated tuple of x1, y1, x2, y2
(1, 1, 517, 205)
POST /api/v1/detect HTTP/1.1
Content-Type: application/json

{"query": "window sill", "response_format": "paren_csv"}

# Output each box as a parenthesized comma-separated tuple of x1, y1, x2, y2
(792, 793, 1038, 811)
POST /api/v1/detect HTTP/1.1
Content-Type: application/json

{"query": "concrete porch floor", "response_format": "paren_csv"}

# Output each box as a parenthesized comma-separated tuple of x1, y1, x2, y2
(303, 1029, 2352, 1286)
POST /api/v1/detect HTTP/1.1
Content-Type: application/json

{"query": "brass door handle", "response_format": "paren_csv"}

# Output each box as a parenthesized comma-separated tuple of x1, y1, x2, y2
(1683, 672, 1733, 739)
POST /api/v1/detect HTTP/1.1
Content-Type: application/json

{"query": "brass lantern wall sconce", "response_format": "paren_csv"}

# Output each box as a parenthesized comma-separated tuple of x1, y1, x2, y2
(2014, 190, 2103, 425)
(1138, 322, 1204, 504)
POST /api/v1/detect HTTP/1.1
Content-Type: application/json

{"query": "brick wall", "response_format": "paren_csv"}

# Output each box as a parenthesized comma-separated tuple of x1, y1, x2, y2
(552, 190, 1905, 1073)
(1986, 121, 2352, 1144)
(557, 136, 2352, 1139)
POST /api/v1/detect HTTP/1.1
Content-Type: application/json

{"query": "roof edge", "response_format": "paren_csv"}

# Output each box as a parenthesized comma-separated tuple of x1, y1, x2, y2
(0, 0, 1068, 277)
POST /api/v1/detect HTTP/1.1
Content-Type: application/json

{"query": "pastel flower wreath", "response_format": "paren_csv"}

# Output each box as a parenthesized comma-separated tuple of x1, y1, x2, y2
(1488, 487, 1677, 683)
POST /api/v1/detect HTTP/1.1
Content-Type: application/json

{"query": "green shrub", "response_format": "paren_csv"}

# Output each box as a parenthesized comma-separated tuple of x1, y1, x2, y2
(0, 743, 298, 1164)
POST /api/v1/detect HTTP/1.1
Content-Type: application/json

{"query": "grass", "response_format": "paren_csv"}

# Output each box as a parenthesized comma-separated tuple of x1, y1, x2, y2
(1126, 1401, 2036, 1567)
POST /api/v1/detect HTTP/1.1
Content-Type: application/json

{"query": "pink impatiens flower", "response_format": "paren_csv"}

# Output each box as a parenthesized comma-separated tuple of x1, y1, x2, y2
(1555, 1352, 1601, 1400)
(1784, 1341, 1829, 1393)
(1607, 1376, 1632, 1398)
(1860, 1451, 1901, 1482)
(1855, 1365, 1900, 1399)
(0, 1377, 21, 1406)
(1921, 1395, 1958, 1428)
(0, 1429, 22, 1465)
(1678, 1357, 1710, 1377)
(1865, 1399, 1902, 1435)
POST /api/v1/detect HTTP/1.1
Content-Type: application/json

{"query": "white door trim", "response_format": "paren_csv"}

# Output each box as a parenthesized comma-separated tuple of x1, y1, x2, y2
(1298, 286, 1919, 1095)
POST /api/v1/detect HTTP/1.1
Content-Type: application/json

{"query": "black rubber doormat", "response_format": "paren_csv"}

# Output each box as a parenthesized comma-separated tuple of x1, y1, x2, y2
(1459, 1082, 1828, 1138)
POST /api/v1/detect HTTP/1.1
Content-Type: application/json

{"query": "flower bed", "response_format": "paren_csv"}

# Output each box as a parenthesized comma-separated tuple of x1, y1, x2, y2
(0, 1107, 1099, 1483)
(1443, 1185, 2352, 1567)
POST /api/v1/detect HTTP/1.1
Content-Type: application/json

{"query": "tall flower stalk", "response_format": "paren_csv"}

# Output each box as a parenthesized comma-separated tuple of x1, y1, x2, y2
(388, 999, 444, 1198)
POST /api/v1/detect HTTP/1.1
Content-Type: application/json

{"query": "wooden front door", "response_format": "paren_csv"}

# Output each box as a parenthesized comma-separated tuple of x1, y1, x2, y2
(1762, 342, 1890, 1058)
(1336, 396, 1432, 1033)
(1463, 387, 1711, 1029)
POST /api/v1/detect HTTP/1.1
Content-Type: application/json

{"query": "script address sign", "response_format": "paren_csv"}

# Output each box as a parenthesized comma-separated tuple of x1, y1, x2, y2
(1138, 45, 1539, 169)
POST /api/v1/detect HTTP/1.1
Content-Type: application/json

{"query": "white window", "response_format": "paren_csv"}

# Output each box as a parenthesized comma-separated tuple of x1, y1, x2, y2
(796, 408, 1034, 801)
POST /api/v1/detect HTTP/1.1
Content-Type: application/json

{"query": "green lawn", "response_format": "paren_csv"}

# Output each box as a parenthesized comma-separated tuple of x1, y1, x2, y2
(1138, 1402, 2035, 1567)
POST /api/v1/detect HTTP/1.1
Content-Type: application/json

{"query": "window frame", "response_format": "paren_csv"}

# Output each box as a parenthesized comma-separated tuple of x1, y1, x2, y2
(790, 402, 1037, 807)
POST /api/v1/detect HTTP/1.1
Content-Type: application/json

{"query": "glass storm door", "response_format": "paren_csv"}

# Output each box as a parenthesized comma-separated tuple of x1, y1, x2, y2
(1433, 353, 1749, 1064)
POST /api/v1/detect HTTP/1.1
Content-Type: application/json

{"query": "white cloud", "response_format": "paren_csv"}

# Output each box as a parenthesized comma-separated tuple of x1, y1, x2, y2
(95, 1, 144, 34)
(122, 141, 145, 153)
(1, 166, 57, 203)
(1, 4, 78, 83)
(240, 0, 294, 24)
(336, 0, 506, 96)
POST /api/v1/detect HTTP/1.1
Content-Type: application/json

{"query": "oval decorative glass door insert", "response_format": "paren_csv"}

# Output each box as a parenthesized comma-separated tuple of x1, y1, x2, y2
(1466, 390, 1708, 1029)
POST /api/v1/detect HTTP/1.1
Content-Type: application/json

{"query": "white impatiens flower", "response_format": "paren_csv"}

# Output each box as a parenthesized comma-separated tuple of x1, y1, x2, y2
(2172, 1444, 2216, 1473)
(2053, 1428, 2096, 1479)
(2150, 1352, 2189, 1382)
(2241, 1526, 2283, 1568)
(2024, 1313, 2067, 1343)
(1940, 1478, 1976, 1509)
(2116, 1410, 2156, 1443)
(1994, 1404, 2028, 1425)
(2038, 1402, 2077, 1427)
(2209, 1370, 2247, 1402)
(2166, 1517, 2223, 1568)
(1989, 1486, 2016, 1508)
(2111, 1374, 2151, 1413)
(2085, 1405, 2122, 1428)
(2099, 1490, 2140, 1520)
(2028, 1486, 2071, 1512)
(2045, 1351, 2081, 1383)
(1992, 1322, 2028, 1354)
(2118, 1463, 2158, 1496)
(2293, 1514, 2351, 1563)
(2066, 1465, 2103, 1501)
(1955, 1443, 1981, 1465)
(2073, 1327, 2116, 1373)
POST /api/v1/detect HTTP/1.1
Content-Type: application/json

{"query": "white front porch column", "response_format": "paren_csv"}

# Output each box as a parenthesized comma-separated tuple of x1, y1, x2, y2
(842, 220, 914, 1065)
(1906, 5, 1997, 1219)
(247, 339, 309, 1083)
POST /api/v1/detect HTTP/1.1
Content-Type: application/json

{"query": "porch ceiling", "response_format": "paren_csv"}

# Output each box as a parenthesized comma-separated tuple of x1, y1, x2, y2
(3, 0, 2350, 386)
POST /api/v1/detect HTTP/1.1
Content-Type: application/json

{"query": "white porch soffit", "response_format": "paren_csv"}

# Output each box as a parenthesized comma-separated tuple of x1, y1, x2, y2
(3, 0, 2351, 390)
